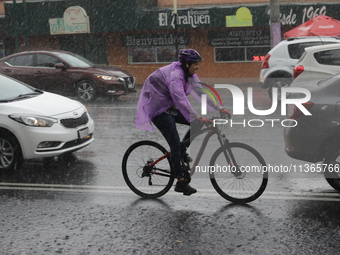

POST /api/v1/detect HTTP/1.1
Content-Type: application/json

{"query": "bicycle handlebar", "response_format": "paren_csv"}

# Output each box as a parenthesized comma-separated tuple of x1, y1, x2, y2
(201, 112, 231, 128)
(218, 111, 231, 120)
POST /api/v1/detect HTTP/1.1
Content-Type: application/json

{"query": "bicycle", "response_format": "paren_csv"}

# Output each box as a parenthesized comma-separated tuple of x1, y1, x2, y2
(122, 112, 268, 203)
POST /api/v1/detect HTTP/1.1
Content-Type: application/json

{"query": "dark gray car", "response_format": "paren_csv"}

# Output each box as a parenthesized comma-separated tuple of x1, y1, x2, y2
(284, 74, 340, 191)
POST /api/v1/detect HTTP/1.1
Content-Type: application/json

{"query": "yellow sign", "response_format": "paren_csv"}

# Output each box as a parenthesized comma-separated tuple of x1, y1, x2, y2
(226, 7, 253, 27)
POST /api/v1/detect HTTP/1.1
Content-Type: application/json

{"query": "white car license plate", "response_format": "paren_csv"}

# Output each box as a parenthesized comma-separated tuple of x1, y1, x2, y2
(78, 128, 90, 139)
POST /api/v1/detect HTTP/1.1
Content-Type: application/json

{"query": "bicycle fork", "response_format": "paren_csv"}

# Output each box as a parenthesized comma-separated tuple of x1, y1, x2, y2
(218, 134, 243, 178)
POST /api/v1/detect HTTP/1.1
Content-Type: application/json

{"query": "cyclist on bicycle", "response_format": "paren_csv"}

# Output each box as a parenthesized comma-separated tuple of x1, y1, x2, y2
(134, 49, 230, 196)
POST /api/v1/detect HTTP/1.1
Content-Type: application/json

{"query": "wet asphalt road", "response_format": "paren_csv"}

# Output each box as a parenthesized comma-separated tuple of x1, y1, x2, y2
(1, 86, 340, 255)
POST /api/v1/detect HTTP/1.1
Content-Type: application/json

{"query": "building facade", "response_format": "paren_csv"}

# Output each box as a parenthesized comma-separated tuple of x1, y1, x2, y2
(3, 0, 340, 85)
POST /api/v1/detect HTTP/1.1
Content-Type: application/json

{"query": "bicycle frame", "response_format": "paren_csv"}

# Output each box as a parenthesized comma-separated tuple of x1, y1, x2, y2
(147, 120, 234, 177)
(181, 124, 233, 175)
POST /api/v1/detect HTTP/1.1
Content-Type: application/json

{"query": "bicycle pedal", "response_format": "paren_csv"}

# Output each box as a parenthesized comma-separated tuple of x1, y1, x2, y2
(183, 155, 192, 163)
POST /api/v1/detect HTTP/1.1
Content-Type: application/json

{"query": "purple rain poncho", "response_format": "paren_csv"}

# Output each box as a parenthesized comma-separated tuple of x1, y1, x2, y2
(134, 62, 220, 131)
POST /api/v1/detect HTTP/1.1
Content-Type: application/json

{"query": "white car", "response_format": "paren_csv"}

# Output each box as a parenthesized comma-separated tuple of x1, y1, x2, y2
(260, 36, 340, 99)
(0, 75, 95, 172)
(293, 43, 340, 83)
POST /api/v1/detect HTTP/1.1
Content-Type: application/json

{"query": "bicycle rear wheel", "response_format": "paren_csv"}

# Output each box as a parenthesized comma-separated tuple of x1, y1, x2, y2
(210, 142, 268, 203)
(122, 140, 174, 198)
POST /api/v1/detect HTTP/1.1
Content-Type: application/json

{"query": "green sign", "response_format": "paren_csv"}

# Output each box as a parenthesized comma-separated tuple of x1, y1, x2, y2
(142, 3, 340, 30)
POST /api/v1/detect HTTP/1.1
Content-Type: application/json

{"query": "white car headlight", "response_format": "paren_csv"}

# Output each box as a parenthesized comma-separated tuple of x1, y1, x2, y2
(9, 114, 57, 127)
(95, 74, 121, 81)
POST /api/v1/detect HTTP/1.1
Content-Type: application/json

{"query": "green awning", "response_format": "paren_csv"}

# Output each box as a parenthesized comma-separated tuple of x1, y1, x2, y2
(4, 1, 340, 36)
(141, 3, 340, 30)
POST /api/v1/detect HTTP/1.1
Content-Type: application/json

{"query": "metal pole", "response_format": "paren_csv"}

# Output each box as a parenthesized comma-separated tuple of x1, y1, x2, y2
(270, 0, 281, 48)
(23, 0, 29, 51)
(13, 0, 20, 53)
(173, 0, 179, 58)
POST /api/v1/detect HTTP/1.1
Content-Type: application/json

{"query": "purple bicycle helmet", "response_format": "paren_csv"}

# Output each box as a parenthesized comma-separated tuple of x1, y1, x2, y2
(178, 49, 203, 63)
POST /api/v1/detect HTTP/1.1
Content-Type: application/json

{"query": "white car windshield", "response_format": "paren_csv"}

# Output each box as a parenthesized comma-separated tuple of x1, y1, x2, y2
(55, 53, 95, 68)
(0, 76, 41, 101)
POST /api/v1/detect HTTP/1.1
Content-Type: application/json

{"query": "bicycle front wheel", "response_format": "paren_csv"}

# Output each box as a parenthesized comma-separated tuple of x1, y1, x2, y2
(122, 140, 174, 198)
(209, 142, 268, 203)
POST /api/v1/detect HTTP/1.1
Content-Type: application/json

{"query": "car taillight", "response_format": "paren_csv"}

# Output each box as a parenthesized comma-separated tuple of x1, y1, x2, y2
(288, 101, 314, 120)
(293, 65, 304, 79)
(261, 54, 270, 69)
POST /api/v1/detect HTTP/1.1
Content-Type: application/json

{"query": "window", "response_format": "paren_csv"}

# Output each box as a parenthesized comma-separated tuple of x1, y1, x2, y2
(288, 42, 337, 59)
(7, 55, 34, 66)
(214, 46, 271, 62)
(56, 53, 93, 68)
(128, 47, 156, 63)
(128, 46, 185, 64)
(36, 54, 60, 67)
(246, 47, 271, 61)
(215, 48, 244, 62)
(314, 49, 340, 66)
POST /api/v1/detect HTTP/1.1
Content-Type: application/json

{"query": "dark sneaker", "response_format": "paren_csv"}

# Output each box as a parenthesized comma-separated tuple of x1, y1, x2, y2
(174, 180, 197, 196)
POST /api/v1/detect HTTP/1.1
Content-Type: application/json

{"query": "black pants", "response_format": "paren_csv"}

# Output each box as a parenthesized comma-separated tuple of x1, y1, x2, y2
(152, 110, 203, 178)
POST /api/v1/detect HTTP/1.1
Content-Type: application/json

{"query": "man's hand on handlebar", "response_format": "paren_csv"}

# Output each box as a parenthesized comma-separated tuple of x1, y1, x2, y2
(195, 107, 231, 126)
(219, 108, 232, 119)
(199, 118, 213, 126)
(195, 116, 213, 126)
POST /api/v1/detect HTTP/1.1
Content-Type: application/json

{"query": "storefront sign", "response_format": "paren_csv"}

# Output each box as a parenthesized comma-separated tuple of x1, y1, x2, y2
(123, 34, 189, 47)
(209, 29, 270, 47)
(159, 9, 211, 29)
(49, 6, 90, 35)
(278, 5, 327, 26)
(144, 3, 339, 30)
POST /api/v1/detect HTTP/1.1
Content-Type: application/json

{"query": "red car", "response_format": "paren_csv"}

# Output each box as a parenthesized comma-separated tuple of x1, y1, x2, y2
(0, 51, 136, 102)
